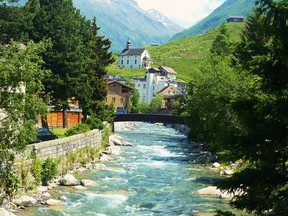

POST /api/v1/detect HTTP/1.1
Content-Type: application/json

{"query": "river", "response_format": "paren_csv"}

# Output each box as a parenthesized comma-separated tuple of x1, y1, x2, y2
(23, 122, 233, 216)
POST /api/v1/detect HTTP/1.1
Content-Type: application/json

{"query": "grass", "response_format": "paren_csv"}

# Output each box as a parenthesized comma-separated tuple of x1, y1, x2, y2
(107, 22, 245, 82)
(50, 128, 68, 139)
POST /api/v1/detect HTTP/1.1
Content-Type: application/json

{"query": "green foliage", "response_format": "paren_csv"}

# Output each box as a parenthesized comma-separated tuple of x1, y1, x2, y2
(148, 94, 164, 114)
(0, 41, 49, 201)
(64, 123, 91, 137)
(215, 210, 236, 216)
(41, 158, 57, 186)
(210, 23, 232, 57)
(30, 156, 43, 186)
(181, 0, 288, 214)
(85, 115, 104, 130)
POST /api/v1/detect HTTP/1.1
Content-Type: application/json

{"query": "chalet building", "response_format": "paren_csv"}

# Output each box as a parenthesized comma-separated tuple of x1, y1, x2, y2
(227, 16, 244, 23)
(118, 40, 152, 69)
(159, 66, 177, 80)
(106, 80, 133, 112)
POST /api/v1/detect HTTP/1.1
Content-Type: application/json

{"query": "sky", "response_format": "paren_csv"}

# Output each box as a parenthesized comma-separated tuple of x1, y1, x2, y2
(135, 0, 225, 28)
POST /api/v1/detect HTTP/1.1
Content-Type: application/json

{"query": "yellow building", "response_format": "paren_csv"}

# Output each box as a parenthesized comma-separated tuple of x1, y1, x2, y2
(106, 81, 133, 112)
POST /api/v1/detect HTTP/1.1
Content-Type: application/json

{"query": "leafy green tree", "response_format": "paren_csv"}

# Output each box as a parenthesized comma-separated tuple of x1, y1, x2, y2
(149, 94, 164, 114)
(0, 41, 49, 202)
(210, 23, 232, 57)
(125, 80, 140, 113)
(216, 1, 288, 214)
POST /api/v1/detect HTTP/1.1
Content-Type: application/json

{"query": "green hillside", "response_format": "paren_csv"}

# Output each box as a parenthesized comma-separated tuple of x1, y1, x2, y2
(108, 22, 245, 82)
(171, 0, 255, 41)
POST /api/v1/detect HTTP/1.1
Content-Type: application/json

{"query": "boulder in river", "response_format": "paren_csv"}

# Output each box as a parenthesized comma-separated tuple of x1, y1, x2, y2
(0, 208, 17, 216)
(80, 179, 100, 187)
(15, 195, 37, 207)
(46, 199, 65, 206)
(59, 174, 78, 186)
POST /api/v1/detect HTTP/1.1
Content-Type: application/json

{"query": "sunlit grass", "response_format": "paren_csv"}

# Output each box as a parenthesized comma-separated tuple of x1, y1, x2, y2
(50, 128, 68, 139)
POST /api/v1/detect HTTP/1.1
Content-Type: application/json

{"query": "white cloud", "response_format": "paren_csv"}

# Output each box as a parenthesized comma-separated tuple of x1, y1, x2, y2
(135, 0, 225, 28)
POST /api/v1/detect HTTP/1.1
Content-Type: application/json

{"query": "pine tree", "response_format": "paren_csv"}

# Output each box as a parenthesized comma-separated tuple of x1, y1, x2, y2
(216, 0, 288, 214)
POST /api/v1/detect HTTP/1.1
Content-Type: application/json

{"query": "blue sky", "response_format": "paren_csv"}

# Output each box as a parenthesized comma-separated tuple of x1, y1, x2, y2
(135, 0, 225, 28)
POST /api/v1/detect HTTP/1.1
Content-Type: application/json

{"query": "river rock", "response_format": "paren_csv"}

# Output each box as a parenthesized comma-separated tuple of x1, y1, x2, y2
(15, 195, 37, 207)
(59, 174, 78, 186)
(0, 208, 17, 216)
(94, 163, 107, 170)
(122, 141, 134, 146)
(80, 179, 100, 187)
(211, 162, 221, 168)
(35, 186, 48, 193)
(109, 137, 123, 146)
(46, 199, 65, 206)
(194, 186, 222, 197)
(99, 153, 114, 162)
(194, 186, 235, 199)
(74, 185, 87, 190)
(42, 192, 52, 199)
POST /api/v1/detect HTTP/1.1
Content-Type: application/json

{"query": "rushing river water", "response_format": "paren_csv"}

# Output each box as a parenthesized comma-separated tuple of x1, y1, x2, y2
(24, 122, 233, 216)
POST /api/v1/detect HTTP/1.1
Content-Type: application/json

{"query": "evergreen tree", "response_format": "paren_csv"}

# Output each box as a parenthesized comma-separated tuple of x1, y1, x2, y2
(25, 0, 94, 127)
(216, 0, 288, 214)
(210, 23, 232, 57)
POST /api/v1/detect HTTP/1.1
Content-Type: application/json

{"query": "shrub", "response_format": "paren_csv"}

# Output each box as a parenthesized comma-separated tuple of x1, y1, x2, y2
(41, 158, 58, 186)
(64, 123, 90, 137)
(85, 116, 104, 130)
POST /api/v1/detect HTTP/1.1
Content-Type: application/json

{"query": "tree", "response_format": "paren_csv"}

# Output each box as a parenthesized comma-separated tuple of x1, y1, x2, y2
(27, 0, 93, 128)
(210, 23, 232, 58)
(149, 94, 164, 114)
(76, 17, 114, 121)
(215, 0, 288, 214)
(125, 80, 140, 113)
(0, 41, 49, 202)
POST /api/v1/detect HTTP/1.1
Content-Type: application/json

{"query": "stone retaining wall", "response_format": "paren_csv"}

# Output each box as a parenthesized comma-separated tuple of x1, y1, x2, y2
(25, 129, 102, 160)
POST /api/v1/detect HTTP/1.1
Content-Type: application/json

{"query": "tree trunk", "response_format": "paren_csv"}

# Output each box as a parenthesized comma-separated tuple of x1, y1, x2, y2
(41, 116, 49, 129)
(63, 106, 68, 128)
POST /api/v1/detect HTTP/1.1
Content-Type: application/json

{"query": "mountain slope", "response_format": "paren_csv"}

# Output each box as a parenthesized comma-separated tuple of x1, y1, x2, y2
(108, 22, 245, 81)
(8, 0, 183, 52)
(171, 0, 255, 41)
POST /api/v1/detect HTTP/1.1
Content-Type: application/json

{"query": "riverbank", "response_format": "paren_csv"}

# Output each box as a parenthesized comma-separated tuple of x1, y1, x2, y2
(8, 122, 240, 215)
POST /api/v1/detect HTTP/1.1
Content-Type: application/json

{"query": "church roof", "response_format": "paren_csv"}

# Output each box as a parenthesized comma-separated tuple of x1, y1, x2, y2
(120, 48, 146, 56)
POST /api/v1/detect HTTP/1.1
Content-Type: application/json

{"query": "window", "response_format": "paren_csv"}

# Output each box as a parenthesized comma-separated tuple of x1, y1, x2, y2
(120, 98, 125, 103)
(112, 97, 116, 103)
(109, 89, 116, 94)
(121, 60, 123, 64)
(138, 84, 140, 87)
(127, 60, 129, 64)
(143, 84, 146, 89)
(135, 59, 137, 64)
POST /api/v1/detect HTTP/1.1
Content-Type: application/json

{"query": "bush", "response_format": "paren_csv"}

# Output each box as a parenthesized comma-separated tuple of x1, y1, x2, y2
(64, 123, 90, 137)
(85, 116, 104, 130)
(41, 158, 58, 186)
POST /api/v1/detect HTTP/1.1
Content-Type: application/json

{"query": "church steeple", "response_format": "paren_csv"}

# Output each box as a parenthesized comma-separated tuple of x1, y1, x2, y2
(126, 40, 131, 50)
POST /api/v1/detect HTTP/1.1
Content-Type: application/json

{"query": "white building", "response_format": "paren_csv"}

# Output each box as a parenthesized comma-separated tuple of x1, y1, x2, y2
(131, 67, 186, 103)
(118, 40, 152, 69)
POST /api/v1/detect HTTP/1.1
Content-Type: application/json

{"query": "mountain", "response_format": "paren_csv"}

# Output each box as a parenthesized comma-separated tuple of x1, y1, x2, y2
(147, 9, 184, 33)
(171, 0, 255, 41)
(7, 0, 183, 52)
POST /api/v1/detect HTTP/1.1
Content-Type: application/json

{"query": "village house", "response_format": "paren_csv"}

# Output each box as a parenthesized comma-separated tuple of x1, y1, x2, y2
(227, 16, 244, 23)
(157, 85, 182, 113)
(118, 40, 152, 69)
(106, 80, 133, 113)
(131, 66, 187, 103)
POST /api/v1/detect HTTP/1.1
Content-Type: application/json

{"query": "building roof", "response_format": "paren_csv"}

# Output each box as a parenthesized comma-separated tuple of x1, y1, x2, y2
(157, 85, 180, 94)
(159, 66, 177, 74)
(107, 80, 134, 90)
(120, 48, 146, 56)
(227, 16, 244, 19)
